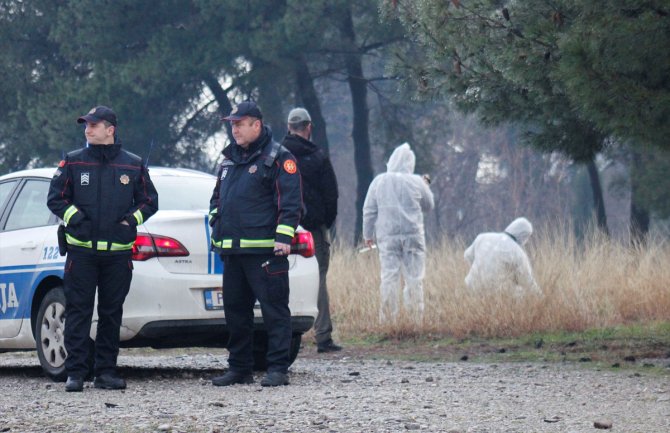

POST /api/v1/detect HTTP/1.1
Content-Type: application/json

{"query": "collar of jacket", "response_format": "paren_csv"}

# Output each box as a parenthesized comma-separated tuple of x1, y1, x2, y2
(225, 125, 272, 163)
(282, 133, 317, 156)
(503, 231, 519, 244)
(88, 142, 122, 161)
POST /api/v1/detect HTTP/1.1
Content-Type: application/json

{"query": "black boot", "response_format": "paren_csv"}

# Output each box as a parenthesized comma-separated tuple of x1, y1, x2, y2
(93, 374, 127, 390)
(65, 376, 84, 392)
(317, 339, 342, 353)
(260, 371, 289, 387)
(212, 371, 254, 387)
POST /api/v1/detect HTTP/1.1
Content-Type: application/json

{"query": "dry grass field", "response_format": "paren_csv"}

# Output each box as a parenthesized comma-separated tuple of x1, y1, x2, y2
(327, 227, 670, 341)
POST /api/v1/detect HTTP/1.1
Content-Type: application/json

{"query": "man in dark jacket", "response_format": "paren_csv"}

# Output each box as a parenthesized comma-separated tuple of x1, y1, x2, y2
(282, 107, 341, 353)
(209, 101, 303, 387)
(47, 106, 158, 392)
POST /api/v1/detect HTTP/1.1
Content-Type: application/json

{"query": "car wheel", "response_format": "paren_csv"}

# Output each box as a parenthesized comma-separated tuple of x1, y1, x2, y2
(252, 331, 302, 371)
(35, 287, 95, 382)
(35, 287, 68, 382)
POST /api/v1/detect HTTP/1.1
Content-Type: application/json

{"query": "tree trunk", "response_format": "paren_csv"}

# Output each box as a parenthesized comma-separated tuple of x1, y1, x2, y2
(256, 65, 287, 139)
(585, 158, 609, 235)
(340, 7, 373, 244)
(294, 54, 330, 151)
(203, 75, 234, 145)
(629, 150, 650, 245)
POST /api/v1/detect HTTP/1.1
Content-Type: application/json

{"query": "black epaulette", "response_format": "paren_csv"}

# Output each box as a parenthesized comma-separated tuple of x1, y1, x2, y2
(264, 140, 282, 168)
(67, 148, 85, 158)
(261, 140, 283, 187)
(124, 150, 143, 164)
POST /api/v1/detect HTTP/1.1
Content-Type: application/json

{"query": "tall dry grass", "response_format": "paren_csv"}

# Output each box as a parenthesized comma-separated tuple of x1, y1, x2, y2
(327, 227, 670, 340)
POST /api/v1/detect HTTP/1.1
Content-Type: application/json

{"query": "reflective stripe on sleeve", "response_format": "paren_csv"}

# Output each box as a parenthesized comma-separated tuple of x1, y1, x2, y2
(133, 209, 144, 226)
(276, 225, 295, 238)
(64, 205, 79, 225)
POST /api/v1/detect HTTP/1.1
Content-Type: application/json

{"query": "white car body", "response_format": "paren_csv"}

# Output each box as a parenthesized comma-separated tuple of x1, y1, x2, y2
(0, 167, 318, 378)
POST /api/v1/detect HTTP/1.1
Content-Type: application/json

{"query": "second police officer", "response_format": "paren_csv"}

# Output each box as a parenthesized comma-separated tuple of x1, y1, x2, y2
(209, 101, 303, 387)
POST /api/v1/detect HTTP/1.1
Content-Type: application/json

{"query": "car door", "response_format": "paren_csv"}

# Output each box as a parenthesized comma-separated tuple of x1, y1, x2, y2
(0, 177, 59, 338)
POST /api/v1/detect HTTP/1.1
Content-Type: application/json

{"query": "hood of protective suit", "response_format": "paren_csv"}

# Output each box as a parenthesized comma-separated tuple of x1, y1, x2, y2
(386, 142, 415, 174)
(504, 217, 533, 246)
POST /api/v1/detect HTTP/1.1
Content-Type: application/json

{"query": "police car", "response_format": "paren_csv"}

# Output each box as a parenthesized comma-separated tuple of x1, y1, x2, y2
(0, 167, 319, 381)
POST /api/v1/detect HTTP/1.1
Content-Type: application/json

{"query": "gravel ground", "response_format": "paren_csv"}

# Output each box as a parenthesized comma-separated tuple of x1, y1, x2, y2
(0, 348, 669, 433)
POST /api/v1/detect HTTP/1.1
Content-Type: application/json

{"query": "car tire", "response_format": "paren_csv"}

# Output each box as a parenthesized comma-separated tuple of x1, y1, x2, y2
(252, 332, 302, 371)
(35, 287, 68, 382)
(35, 287, 94, 382)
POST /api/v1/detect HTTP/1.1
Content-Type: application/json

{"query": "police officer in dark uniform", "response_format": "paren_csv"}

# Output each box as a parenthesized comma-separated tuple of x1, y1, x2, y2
(209, 101, 303, 387)
(47, 106, 158, 392)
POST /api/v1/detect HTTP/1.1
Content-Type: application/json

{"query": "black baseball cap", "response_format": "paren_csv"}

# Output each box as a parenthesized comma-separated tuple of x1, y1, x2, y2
(77, 106, 117, 126)
(222, 101, 263, 121)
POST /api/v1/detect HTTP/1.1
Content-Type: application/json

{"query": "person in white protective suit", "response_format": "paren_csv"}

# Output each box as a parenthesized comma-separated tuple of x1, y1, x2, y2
(362, 143, 434, 322)
(464, 217, 540, 295)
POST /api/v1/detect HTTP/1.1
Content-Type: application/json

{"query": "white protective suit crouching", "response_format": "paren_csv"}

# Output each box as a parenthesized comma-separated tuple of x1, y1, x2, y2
(464, 217, 540, 296)
(362, 143, 434, 322)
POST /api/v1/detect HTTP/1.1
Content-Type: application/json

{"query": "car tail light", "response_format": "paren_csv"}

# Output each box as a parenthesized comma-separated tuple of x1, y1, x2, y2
(132, 233, 189, 261)
(291, 230, 315, 258)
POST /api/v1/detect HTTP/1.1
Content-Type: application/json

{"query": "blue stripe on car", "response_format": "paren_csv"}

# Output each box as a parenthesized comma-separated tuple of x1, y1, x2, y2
(204, 215, 223, 275)
(0, 265, 64, 320)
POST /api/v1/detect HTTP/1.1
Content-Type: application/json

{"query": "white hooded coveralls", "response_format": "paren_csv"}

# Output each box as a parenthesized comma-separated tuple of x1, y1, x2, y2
(362, 143, 434, 322)
(464, 217, 540, 295)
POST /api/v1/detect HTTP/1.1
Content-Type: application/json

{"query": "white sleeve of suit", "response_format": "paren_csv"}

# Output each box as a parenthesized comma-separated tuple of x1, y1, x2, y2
(419, 180, 434, 212)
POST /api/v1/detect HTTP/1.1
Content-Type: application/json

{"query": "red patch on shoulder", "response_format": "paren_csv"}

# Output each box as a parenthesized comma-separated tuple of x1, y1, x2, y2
(58, 160, 66, 168)
(283, 159, 297, 174)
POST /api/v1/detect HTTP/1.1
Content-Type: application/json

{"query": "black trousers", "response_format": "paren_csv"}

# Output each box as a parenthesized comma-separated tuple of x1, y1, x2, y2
(222, 254, 292, 374)
(63, 250, 132, 378)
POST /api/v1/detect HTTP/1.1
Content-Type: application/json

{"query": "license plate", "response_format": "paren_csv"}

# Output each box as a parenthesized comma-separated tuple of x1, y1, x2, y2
(203, 288, 223, 310)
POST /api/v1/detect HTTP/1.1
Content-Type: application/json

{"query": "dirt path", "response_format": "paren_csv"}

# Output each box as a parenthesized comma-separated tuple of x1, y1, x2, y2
(0, 347, 668, 432)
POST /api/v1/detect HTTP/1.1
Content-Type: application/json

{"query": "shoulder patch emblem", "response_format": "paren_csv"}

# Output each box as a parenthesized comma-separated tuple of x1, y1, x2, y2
(283, 159, 297, 174)
(58, 160, 65, 168)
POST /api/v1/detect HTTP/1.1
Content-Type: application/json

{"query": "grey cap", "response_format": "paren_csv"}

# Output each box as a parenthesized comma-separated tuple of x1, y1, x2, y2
(287, 107, 311, 124)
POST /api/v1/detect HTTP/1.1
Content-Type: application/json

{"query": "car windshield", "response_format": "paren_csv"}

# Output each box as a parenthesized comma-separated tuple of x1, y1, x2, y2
(153, 175, 214, 211)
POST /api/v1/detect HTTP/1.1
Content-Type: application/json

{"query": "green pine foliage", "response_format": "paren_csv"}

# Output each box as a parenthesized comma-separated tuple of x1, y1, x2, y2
(557, 1, 670, 149)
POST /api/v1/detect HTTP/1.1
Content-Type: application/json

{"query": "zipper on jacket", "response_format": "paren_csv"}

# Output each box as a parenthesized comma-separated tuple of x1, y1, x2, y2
(93, 153, 107, 247)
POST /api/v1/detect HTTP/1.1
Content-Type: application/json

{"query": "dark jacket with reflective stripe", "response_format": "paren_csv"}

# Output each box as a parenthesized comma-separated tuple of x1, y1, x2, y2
(281, 133, 338, 230)
(209, 126, 303, 255)
(47, 142, 158, 255)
